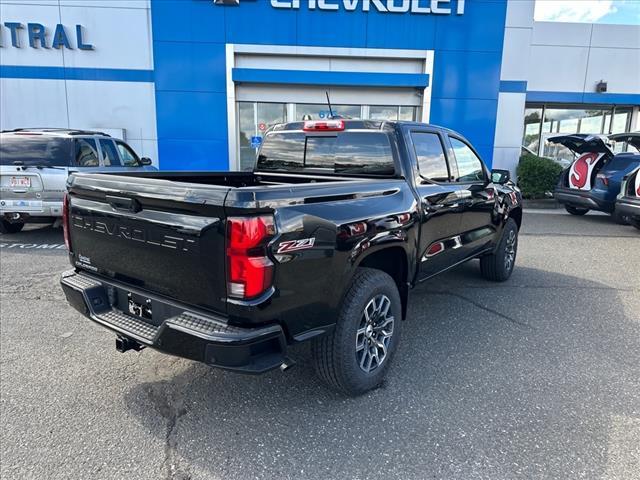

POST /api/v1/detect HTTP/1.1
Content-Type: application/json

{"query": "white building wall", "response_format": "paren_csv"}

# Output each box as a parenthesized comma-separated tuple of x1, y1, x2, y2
(529, 22, 640, 95)
(494, 7, 640, 176)
(492, 0, 534, 176)
(0, 0, 158, 163)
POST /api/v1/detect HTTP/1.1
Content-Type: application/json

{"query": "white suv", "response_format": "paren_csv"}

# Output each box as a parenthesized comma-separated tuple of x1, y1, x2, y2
(0, 129, 156, 234)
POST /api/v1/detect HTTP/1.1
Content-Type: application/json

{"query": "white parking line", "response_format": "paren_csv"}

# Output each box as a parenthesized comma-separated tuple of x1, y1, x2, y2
(0, 242, 66, 250)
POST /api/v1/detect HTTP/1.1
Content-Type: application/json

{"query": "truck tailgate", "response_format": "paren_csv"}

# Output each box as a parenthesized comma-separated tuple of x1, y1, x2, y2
(67, 173, 229, 314)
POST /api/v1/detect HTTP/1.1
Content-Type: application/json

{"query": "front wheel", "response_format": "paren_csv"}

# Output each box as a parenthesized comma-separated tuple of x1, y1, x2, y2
(313, 268, 402, 396)
(480, 218, 518, 282)
(0, 220, 25, 234)
(565, 205, 589, 216)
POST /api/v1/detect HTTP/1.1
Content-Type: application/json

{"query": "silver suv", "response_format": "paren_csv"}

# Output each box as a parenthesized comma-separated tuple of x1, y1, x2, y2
(0, 129, 156, 234)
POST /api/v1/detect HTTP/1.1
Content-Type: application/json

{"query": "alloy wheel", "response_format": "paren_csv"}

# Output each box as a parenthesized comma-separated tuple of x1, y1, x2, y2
(355, 294, 395, 373)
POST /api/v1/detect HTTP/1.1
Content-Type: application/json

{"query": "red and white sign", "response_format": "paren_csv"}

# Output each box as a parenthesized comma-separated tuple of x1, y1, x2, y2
(258, 122, 267, 132)
(635, 171, 640, 197)
(568, 152, 605, 191)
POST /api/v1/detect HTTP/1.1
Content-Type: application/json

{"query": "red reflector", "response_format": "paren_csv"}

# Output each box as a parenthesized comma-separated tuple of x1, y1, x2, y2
(227, 216, 276, 299)
(62, 193, 71, 251)
(426, 242, 444, 257)
(303, 119, 345, 132)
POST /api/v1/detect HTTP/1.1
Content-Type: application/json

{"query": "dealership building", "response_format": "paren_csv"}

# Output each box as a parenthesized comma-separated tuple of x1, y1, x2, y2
(1, 0, 639, 174)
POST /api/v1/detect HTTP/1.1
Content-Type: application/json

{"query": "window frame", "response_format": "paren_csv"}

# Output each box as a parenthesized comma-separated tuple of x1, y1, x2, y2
(446, 134, 489, 184)
(114, 140, 141, 167)
(409, 129, 453, 184)
(97, 138, 122, 167)
(73, 137, 100, 168)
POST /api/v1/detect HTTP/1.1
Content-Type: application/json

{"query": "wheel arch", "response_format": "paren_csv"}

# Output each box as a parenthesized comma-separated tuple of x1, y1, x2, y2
(509, 206, 523, 230)
(355, 246, 410, 320)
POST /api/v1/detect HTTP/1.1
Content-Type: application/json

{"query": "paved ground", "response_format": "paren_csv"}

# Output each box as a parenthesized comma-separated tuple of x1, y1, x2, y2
(1, 212, 639, 480)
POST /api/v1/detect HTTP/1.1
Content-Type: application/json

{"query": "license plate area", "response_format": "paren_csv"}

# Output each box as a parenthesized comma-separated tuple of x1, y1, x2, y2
(10, 176, 31, 188)
(127, 292, 153, 321)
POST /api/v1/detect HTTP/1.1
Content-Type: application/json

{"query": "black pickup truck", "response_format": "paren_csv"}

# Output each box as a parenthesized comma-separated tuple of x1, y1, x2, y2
(60, 119, 522, 395)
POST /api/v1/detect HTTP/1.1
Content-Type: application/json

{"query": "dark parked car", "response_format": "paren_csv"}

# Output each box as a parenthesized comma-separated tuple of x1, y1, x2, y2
(551, 133, 640, 222)
(60, 119, 522, 395)
(616, 163, 640, 230)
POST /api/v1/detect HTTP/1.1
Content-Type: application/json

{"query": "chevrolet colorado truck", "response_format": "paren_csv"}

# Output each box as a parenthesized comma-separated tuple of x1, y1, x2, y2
(60, 119, 522, 395)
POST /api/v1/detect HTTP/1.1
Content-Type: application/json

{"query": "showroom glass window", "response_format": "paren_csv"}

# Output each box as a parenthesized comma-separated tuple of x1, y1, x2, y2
(238, 102, 287, 171)
(522, 105, 636, 162)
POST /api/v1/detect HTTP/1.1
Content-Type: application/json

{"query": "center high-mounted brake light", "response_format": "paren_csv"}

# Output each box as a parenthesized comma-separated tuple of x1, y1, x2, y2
(62, 193, 72, 251)
(303, 119, 345, 132)
(226, 216, 276, 300)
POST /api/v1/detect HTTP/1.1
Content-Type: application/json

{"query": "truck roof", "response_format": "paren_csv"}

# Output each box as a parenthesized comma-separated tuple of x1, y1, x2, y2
(271, 119, 455, 134)
(0, 128, 111, 138)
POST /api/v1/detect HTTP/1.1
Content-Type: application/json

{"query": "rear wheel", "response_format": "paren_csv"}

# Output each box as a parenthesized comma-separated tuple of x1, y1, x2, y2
(0, 220, 24, 234)
(480, 218, 518, 282)
(565, 205, 589, 216)
(630, 218, 640, 231)
(313, 268, 402, 396)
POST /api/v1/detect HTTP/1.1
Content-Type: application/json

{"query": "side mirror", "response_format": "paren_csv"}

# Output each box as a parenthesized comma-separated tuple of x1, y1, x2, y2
(491, 169, 511, 185)
(139, 157, 152, 166)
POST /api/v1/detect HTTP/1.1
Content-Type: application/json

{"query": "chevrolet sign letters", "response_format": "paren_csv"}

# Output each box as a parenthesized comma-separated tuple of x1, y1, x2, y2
(215, 0, 466, 15)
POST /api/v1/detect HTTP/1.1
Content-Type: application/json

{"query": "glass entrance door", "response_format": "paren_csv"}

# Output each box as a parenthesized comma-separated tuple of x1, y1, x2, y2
(238, 102, 287, 170)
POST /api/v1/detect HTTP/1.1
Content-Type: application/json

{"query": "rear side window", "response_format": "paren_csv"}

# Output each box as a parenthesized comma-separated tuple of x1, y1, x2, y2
(115, 141, 140, 167)
(449, 137, 485, 182)
(75, 138, 99, 167)
(99, 139, 121, 166)
(257, 132, 305, 170)
(411, 132, 449, 181)
(257, 131, 395, 176)
(0, 135, 72, 167)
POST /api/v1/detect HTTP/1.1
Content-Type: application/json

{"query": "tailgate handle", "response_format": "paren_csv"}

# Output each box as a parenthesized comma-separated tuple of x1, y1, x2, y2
(106, 195, 141, 213)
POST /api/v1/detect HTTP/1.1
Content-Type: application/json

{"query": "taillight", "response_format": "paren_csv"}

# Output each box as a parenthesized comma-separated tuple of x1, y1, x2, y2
(226, 216, 276, 299)
(303, 119, 345, 131)
(596, 173, 609, 186)
(62, 193, 71, 251)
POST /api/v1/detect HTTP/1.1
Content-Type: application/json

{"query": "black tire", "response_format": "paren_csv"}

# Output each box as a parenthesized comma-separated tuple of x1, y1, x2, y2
(565, 205, 589, 216)
(611, 209, 629, 225)
(0, 220, 24, 234)
(480, 218, 518, 282)
(630, 218, 640, 231)
(313, 268, 402, 396)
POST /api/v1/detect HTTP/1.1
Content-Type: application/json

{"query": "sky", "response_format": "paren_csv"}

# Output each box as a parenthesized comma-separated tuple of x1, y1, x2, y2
(534, 0, 640, 25)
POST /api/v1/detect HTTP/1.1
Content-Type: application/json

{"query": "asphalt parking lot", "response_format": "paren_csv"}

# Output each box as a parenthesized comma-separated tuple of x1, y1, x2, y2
(1, 212, 638, 480)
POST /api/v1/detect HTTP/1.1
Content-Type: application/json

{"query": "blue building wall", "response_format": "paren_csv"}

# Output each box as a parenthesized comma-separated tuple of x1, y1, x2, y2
(151, 0, 508, 170)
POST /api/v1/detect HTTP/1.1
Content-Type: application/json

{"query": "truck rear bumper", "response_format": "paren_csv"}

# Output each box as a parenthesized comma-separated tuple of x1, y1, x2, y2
(0, 200, 63, 219)
(60, 270, 287, 374)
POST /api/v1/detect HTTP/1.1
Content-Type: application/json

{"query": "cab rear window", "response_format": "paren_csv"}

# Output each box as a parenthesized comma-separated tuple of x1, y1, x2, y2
(0, 135, 72, 167)
(257, 131, 396, 176)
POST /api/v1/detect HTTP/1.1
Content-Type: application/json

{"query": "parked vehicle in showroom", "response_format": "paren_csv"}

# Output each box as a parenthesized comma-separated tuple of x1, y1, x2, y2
(551, 132, 640, 223)
(616, 163, 640, 230)
(60, 119, 522, 396)
(0, 129, 155, 234)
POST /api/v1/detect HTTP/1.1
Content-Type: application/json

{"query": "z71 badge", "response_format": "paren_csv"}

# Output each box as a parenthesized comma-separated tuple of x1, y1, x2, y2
(276, 238, 315, 254)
